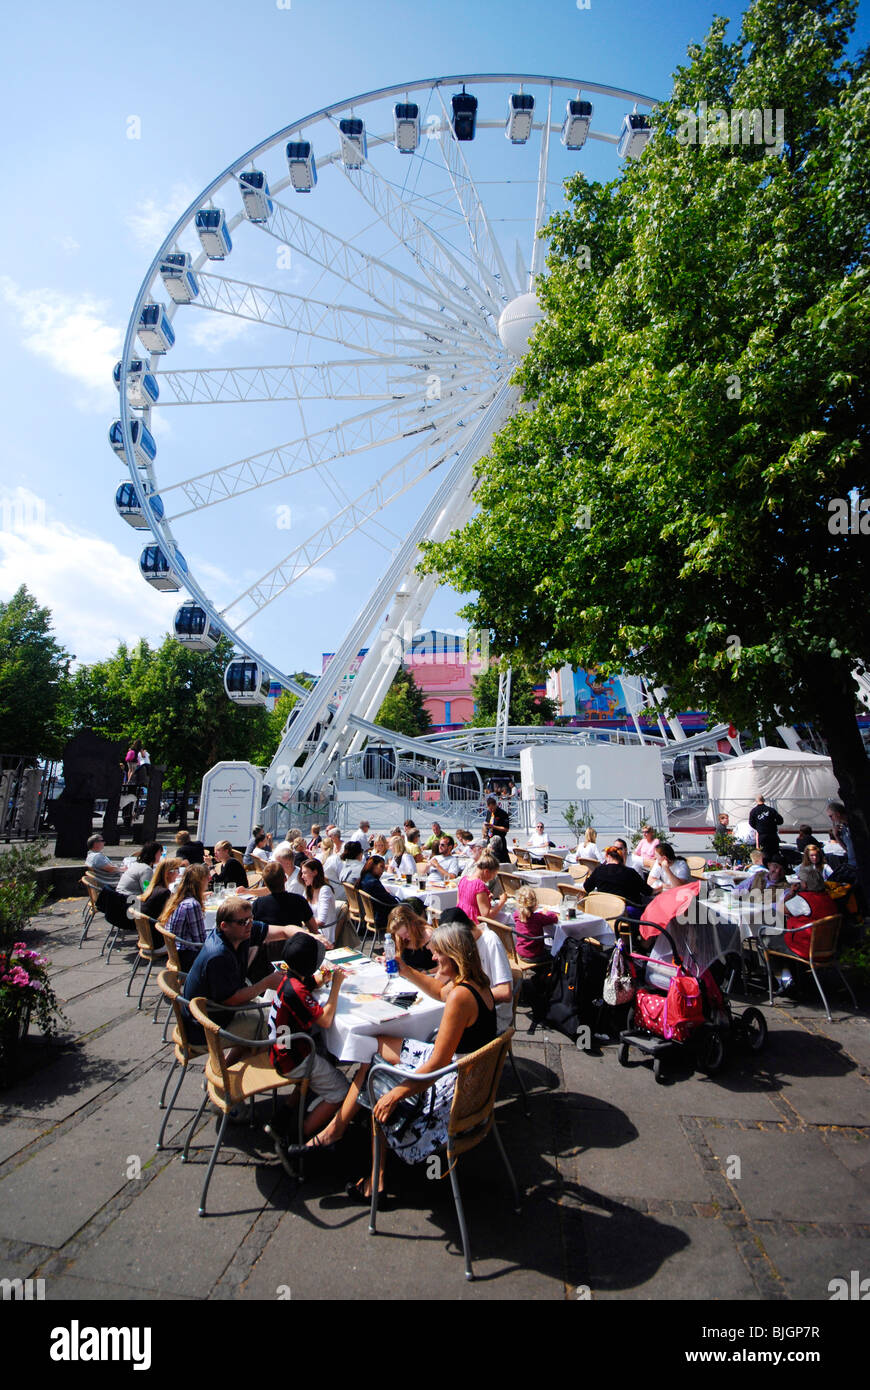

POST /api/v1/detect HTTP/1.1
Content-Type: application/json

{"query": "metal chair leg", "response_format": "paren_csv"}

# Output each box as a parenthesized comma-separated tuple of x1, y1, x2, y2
(492, 1122, 521, 1212)
(159, 1056, 178, 1109)
(125, 954, 142, 997)
(136, 956, 154, 1010)
(182, 1088, 209, 1162)
(152, 991, 165, 1025)
(157, 1063, 189, 1151)
(447, 1153, 474, 1281)
(161, 1008, 174, 1043)
(199, 1112, 229, 1216)
(809, 962, 833, 1022)
(368, 1125, 383, 1233)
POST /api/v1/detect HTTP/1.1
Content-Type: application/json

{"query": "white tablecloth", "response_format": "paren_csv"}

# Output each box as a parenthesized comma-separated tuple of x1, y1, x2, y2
(550, 911, 614, 955)
(319, 949, 444, 1063)
(516, 870, 575, 891)
(384, 877, 458, 913)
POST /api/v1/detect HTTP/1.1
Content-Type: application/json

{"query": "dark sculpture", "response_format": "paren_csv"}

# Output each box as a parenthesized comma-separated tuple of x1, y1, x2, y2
(46, 729, 127, 858)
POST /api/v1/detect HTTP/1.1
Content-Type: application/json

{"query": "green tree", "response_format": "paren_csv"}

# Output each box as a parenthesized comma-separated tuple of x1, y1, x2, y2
(0, 586, 71, 756)
(469, 664, 556, 727)
(58, 643, 137, 745)
(250, 679, 314, 767)
(375, 667, 432, 738)
(422, 0, 870, 888)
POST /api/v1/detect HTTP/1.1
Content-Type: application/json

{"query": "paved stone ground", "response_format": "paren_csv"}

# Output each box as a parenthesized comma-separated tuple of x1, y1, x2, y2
(1, 897, 869, 1303)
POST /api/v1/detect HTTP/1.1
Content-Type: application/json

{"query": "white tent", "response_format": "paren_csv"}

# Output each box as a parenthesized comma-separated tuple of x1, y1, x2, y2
(705, 747, 839, 831)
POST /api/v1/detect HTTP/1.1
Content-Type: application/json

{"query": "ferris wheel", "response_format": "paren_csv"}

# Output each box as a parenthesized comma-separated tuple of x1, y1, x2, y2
(112, 73, 656, 796)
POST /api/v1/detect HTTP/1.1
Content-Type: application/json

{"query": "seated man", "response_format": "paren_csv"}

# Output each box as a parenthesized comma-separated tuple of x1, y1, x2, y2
(425, 834, 461, 882)
(182, 896, 308, 1057)
(526, 822, 552, 865)
(85, 833, 132, 932)
(174, 829, 206, 865)
(254, 861, 325, 938)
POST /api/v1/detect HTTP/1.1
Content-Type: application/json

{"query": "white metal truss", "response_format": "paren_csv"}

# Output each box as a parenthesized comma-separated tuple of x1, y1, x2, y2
(160, 398, 448, 516)
(495, 666, 512, 756)
(530, 86, 554, 287)
(153, 359, 491, 406)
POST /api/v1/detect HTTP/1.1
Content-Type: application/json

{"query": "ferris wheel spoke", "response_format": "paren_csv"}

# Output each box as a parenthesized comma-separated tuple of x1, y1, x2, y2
(530, 87, 554, 287)
(153, 357, 492, 406)
(161, 398, 443, 516)
(333, 144, 502, 333)
(433, 90, 517, 305)
(248, 192, 485, 332)
(221, 390, 493, 628)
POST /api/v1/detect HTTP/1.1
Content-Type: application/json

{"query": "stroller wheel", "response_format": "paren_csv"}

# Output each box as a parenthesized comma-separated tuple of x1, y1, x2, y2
(653, 1056, 666, 1084)
(617, 1041, 630, 1067)
(625, 1006, 635, 1031)
(741, 1007, 767, 1053)
(696, 1028, 725, 1076)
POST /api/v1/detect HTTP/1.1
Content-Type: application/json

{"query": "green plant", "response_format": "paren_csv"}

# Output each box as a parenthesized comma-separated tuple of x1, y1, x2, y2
(0, 942, 65, 1037)
(0, 843, 49, 952)
(563, 802, 594, 839)
(840, 943, 870, 988)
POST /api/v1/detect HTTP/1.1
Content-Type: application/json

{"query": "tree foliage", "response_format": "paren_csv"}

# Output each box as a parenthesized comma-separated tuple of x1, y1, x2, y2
(0, 586, 71, 756)
(421, 0, 870, 882)
(469, 663, 556, 727)
(375, 667, 432, 738)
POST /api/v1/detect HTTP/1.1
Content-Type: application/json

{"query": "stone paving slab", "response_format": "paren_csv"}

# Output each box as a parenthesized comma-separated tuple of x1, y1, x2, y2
(699, 1123, 870, 1224)
(43, 1273, 197, 1301)
(757, 1233, 870, 1301)
(0, 1120, 48, 1165)
(562, 1107, 714, 1202)
(820, 1130, 870, 1187)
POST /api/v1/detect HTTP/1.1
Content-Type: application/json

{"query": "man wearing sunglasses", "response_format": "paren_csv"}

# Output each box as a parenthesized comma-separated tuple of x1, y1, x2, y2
(526, 822, 552, 865)
(182, 896, 318, 1057)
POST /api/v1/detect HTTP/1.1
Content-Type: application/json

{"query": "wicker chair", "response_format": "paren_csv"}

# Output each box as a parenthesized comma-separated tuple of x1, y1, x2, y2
(155, 968, 205, 1151)
(366, 1028, 520, 1280)
(577, 856, 602, 875)
(79, 873, 100, 947)
(497, 871, 524, 897)
(125, 912, 169, 1009)
(530, 886, 564, 909)
(558, 882, 587, 906)
(184, 997, 315, 1216)
(684, 855, 707, 873)
(544, 853, 564, 871)
(582, 891, 627, 924)
(154, 925, 206, 1034)
(343, 882, 363, 934)
(357, 890, 381, 957)
(513, 848, 532, 869)
(568, 864, 590, 883)
(758, 914, 857, 1022)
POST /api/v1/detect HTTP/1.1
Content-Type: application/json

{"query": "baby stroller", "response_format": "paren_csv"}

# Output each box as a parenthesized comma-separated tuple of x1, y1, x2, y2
(616, 913, 767, 1083)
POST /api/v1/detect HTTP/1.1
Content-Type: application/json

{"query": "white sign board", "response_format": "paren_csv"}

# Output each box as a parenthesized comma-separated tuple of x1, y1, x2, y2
(198, 762, 262, 848)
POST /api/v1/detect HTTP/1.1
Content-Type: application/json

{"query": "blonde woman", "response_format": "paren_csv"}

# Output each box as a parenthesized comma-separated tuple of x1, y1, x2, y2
(513, 885, 557, 963)
(158, 863, 210, 969)
(140, 856, 184, 921)
(577, 826, 605, 864)
(371, 833, 390, 858)
(387, 903, 434, 972)
(388, 834, 417, 879)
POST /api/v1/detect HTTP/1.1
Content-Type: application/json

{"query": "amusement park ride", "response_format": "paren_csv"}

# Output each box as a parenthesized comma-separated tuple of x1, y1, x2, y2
(110, 73, 860, 834)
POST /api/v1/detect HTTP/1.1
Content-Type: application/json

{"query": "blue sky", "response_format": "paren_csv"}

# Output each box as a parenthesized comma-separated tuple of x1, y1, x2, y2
(1, 0, 866, 675)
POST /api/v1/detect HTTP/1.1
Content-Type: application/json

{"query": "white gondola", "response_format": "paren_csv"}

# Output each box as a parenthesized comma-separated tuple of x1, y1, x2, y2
(239, 170, 273, 223)
(115, 480, 164, 529)
(506, 92, 535, 144)
(160, 252, 200, 304)
(195, 208, 232, 259)
(224, 657, 270, 706)
(286, 140, 316, 191)
(561, 99, 593, 150)
(137, 302, 175, 354)
(109, 418, 157, 467)
(452, 90, 477, 142)
(139, 544, 185, 592)
(338, 117, 366, 169)
(393, 102, 420, 153)
(173, 600, 221, 651)
(618, 112, 651, 159)
(113, 359, 159, 407)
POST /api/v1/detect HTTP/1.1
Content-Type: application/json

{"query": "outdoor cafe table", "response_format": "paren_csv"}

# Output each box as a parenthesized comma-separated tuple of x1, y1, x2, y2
(317, 948, 444, 1064)
(549, 909, 615, 956)
(516, 869, 575, 891)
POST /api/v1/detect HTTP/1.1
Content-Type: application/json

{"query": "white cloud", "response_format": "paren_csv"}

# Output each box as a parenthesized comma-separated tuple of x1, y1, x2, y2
(187, 312, 253, 352)
(0, 490, 177, 665)
(126, 183, 198, 250)
(0, 277, 120, 410)
(295, 565, 336, 595)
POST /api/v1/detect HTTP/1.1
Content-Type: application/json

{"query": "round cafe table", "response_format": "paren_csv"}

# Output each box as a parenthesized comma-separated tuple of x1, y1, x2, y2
(317, 949, 444, 1063)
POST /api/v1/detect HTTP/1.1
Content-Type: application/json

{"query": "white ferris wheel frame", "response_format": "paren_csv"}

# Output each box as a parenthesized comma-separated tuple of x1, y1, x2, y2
(116, 72, 658, 792)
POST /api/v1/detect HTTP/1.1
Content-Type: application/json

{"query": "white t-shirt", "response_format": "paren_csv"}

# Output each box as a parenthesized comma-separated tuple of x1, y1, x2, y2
(339, 860, 363, 885)
(427, 854, 460, 881)
(527, 831, 550, 853)
(647, 858, 692, 891)
(576, 841, 605, 864)
(391, 851, 417, 878)
(310, 884, 337, 942)
(323, 852, 346, 901)
(350, 828, 371, 849)
(473, 927, 513, 1032)
(251, 847, 271, 864)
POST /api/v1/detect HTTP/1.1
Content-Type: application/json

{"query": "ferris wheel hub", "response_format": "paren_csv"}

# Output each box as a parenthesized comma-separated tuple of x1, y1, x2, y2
(497, 291, 545, 357)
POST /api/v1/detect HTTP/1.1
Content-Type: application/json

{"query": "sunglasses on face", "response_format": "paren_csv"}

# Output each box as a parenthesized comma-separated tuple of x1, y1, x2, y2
(230, 914, 253, 924)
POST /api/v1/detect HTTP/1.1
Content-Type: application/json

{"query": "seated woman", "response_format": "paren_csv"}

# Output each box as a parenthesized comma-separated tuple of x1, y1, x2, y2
(140, 856, 184, 921)
(456, 851, 508, 924)
(388, 834, 418, 880)
(634, 826, 661, 872)
(387, 903, 435, 972)
(758, 867, 835, 977)
(583, 846, 649, 908)
(513, 886, 556, 963)
(358, 855, 401, 931)
(574, 826, 605, 864)
(799, 843, 830, 884)
(299, 858, 338, 945)
(487, 832, 511, 865)
(646, 843, 692, 894)
(296, 923, 496, 1202)
(117, 841, 163, 897)
(158, 863, 210, 970)
(371, 833, 390, 859)
(210, 840, 248, 891)
(254, 860, 326, 938)
(338, 840, 364, 887)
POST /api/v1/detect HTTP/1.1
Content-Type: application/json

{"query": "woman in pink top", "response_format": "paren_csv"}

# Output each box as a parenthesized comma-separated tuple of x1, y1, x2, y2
(456, 852, 507, 924)
(636, 826, 660, 869)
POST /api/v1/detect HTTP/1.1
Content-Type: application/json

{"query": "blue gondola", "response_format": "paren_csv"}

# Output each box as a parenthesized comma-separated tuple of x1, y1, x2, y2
(452, 90, 478, 142)
(139, 544, 185, 592)
(224, 657, 270, 706)
(506, 93, 535, 144)
(115, 481, 164, 529)
(561, 99, 593, 150)
(286, 140, 317, 191)
(173, 601, 221, 651)
(239, 170, 273, 222)
(109, 418, 157, 467)
(137, 302, 175, 354)
(394, 102, 420, 153)
(339, 118, 366, 169)
(195, 208, 232, 259)
(160, 252, 200, 304)
(113, 359, 159, 407)
(617, 112, 651, 159)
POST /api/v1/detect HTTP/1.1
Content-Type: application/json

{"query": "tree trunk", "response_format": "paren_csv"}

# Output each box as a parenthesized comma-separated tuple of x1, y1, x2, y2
(178, 776, 190, 831)
(810, 672, 870, 921)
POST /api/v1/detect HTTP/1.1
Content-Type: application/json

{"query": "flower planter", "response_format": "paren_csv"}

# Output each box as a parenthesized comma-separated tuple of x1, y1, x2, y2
(0, 1006, 31, 1089)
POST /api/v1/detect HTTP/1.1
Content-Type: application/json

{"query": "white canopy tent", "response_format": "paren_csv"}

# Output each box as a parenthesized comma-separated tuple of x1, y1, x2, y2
(705, 747, 839, 831)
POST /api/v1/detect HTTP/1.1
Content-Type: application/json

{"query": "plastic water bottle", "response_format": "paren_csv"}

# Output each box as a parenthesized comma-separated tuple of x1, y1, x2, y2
(384, 935, 398, 976)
